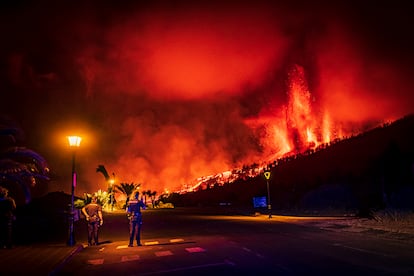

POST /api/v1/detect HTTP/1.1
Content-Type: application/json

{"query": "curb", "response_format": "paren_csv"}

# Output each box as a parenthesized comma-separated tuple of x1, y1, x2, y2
(49, 244, 84, 275)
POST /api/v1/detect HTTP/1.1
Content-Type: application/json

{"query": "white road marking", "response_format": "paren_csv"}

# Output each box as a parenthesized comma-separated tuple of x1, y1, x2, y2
(242, 247, 252, 252)
(170, 238, 184, 243)
(155, 250, 173, 257)
(121, 255, 140, 262)
(185, 247, 206, 253)
(242, 247, 264, 258)
(117, 238, 186, 249)
(145, 241, 159, 245)
(333, 243, 395, 257)
(86, 259, 104, 265)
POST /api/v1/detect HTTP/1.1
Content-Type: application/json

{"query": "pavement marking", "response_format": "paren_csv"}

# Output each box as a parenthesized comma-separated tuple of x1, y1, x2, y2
(185, 247, 206, 253)
(242, 247, 265, 258)
(87, 259, 104, 265)
(155, 250, 174, 257)
(117, 239, 185, 248)
(224, 259, 236, 266)
(116, 239, 187, 249)
(333, 243, 395, 258)
(121, 255, 140, 262)
(170, 238, 184, 243)
(144, 241, 159, 246)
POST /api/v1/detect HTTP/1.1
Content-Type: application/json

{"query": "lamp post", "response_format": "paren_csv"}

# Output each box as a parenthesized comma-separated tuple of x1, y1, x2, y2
(109, 173, 115, 211)
(264, 171, 272, 219)
(67, 135, 82, 246)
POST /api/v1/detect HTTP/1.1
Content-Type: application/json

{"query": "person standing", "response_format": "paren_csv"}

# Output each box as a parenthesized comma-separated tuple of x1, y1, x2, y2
(81, 196, 103, 246)
(0, 186, 16, 249)
(126, 191, 146, 247)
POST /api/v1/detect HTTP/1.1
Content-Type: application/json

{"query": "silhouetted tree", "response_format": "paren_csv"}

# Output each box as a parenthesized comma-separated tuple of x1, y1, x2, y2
(0, 117, 50, 205)
(96, 165, 110, 182)
(144, 190, 157, 207)
(115, 182, 141, 207)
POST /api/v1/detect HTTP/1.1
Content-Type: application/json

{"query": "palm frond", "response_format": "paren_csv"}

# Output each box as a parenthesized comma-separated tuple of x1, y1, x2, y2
(0, 120, 50, 205)
(96, 165, 110, 181)
(114, 182, 141, 198)
(0, 159, 33, 203)
(2, 147, 50, 176)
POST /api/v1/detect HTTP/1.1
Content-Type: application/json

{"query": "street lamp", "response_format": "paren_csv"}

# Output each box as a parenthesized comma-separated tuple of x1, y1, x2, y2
(109, 173, 115, 211)
(264, 171, 272, 219)
(67, 135, 82, 246)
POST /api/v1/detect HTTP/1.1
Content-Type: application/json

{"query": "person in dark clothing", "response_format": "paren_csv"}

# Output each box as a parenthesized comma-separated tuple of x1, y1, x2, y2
(81, 196, 103, 246)
(126, 191, 146, 247)
(0, 186, 16, 249)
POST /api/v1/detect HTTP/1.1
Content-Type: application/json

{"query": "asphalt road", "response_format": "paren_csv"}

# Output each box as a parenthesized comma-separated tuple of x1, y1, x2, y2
(56, 208, 414, 275)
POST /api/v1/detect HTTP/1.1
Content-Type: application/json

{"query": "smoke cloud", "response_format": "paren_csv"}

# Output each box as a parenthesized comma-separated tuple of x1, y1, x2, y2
(1, 1, 413, 195)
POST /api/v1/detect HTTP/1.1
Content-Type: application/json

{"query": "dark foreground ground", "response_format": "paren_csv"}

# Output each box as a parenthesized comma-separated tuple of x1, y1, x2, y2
(1, 191, 413, 275)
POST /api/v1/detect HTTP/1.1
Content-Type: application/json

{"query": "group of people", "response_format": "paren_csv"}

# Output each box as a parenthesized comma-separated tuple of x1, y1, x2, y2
(1, 187, 146, 248)
(81, 190, 146, 247)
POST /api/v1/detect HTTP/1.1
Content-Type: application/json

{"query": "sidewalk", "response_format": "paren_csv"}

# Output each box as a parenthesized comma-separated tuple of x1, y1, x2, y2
(0, 242, 84, 275)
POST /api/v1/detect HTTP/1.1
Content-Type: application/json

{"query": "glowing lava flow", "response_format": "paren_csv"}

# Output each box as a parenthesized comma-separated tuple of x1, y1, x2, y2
(182, 64, 345, 193)
(286, 64, 316, 151)
(248, 63, 340, 163)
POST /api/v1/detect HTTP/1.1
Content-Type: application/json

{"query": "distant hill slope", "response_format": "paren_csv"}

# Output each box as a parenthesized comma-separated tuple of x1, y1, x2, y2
(173, 114, 414, 215)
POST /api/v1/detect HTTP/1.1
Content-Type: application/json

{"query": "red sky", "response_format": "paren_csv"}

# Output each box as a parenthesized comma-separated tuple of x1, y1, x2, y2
(1, 1, 414, 196)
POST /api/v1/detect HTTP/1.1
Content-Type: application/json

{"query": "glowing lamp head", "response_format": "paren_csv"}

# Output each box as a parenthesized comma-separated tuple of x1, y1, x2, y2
(67, 136, 82, 148)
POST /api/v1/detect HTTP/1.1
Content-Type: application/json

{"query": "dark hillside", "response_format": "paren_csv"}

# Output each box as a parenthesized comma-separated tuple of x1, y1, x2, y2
(173, 115, 414, 216)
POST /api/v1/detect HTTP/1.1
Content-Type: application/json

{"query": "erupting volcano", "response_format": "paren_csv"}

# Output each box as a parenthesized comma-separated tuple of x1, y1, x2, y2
(185, 64, 376, 193)
(245, 64, 346, 163)
(1, 1, 413, 197)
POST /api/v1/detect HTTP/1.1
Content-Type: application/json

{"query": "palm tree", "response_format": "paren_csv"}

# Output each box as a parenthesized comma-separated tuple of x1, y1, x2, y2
(115, 182, 141, 207)
(149, 190, 157, 207)
(140, 190, 157, 207)
(96, 165, 117, 209)
(141, 190, 147, 204)
(96, 165, 110, 182)
(0, 118, 50, 205)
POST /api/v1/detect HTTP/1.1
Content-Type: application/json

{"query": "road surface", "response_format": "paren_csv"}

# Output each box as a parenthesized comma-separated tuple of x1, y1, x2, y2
(56, 208, 414, 275)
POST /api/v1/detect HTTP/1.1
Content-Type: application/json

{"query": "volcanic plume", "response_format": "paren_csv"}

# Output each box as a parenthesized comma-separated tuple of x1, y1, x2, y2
(1, 1, 413, 196)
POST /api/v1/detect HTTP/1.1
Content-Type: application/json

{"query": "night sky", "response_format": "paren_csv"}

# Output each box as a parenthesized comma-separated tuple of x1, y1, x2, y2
(1, 0, 414, 196)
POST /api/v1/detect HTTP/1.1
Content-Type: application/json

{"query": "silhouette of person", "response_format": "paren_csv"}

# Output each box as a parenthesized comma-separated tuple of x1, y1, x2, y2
(0, 186, 16, 249)
(81, 196, 103, 246)
(126, 191, 146, 247)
